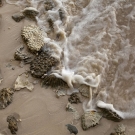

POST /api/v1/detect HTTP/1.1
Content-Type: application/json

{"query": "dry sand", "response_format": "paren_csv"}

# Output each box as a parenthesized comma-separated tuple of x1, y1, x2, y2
(0, 2, 135, 135)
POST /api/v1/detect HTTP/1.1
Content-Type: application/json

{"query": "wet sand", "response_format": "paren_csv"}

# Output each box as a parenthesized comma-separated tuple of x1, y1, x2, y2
(0, 2, 135, 135)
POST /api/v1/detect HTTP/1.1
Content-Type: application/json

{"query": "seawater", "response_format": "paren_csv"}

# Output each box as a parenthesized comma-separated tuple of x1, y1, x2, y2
(6, 0, 135, 119)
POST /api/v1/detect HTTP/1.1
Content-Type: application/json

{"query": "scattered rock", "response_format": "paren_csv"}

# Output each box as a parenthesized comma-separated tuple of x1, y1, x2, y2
(41, 74, 68, 88)
(98, 107, 123, 122)
(14, 73, 34, 91)
(12, 67, 15, 70)
(77, 84, 89, 97)
(21, 25, 44, 53)
(0, 68, 3, 84)
(66, 102, 80, 120)
(44, 0, 54, 11)
(56, 89, 66, 98)
(7, 115, 18, 134)
(22, 7, 39, 19)
(65, 124, 78, 135)
(0, 0, 3, 7)
(0, 88, 14, 109)
(68, 93, 81, 104)
(115, 124, 126, 135)
(47, 18, 54, 31)
(59, 8, 67, 22)
(56, 30, 66, 41)
(66, 102, 76, 112)
(81, 111, 102, 130)
(33, 80, 38, 85)
(110, 124, 126, 135)
(12, 13, 25, 22)
(14, 48, 33, 64)
(30, 52, 59, 78)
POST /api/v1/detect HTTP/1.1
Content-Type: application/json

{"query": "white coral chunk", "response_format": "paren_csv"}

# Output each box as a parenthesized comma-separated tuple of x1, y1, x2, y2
(14, 73, 34, 91)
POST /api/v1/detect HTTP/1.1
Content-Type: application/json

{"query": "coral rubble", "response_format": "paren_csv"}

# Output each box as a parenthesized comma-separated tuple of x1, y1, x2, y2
(14, 73, 34, 91)
(77, 84, 89, 97)
(0, 88, 14, 109)
(66, 124, 78, 135)
(98, 108, 123, 122)
(0, 68, 3, 84)
(68, 93, 81, 104)
(21, 25, 44, 52)
(22, 7, 39, 19)
(14, 49, 33, 64)
(110, 124, 126, 135)
(81, 111, 102, 130)
(0, 0, 3, 7)
(30, 52, 59, 78)
(7, 115, 18, 134)
(41, 74, 68, 88)
(12, 13, 25, 22)
(44, 0, 54, 11)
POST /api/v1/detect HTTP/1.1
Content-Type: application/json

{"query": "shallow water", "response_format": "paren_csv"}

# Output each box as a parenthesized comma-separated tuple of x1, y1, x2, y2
(5, 0, 135, 119)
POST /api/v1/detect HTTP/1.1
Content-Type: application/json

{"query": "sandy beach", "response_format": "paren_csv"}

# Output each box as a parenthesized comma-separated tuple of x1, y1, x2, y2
(1, 0, 135, 135)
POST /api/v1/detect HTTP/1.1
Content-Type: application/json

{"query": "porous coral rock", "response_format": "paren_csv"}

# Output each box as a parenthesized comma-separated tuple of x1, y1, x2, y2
(30, 52, 59, 78)
(0, 88, 14, 109)
(68, 93, 81, 104)
(98, 107, 123, 122)
(21, 25, 44, 52)
(7, 115, 18, 134)
(14, 49, 33, 64)
(41, 73, 68, 88)
(22, 7, 39, 19)
(14, 73, 34, 91)
(81, 111, 102, 130)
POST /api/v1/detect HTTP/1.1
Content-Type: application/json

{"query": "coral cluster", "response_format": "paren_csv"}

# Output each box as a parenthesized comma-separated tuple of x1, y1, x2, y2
(77, 84, 89, 97)
(30, 52, 59, 78)
(81, 111, 102, 130)
(7, 115, 18, 134)
(0, 88, 14, 109)
(21, 25, 44, 52)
